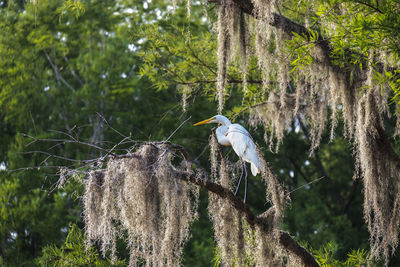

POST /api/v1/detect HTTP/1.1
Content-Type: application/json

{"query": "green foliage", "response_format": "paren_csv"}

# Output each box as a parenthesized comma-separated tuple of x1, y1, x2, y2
(315, 1, 400, 99)
(312, 242, 372, 267)
(58, 0, 86, 22)
(212, 247, 222, 267)
(138, 21, 217, 92)
(37, 224, 125, 266)
(287, 32, 316, 72)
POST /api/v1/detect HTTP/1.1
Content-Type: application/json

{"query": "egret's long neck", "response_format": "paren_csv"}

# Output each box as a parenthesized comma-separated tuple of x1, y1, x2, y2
(216, 126, 231, 146)
(218, 116, 231, 126)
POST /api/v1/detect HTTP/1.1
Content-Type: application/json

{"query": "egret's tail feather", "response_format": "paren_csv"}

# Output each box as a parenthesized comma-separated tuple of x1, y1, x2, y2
(250, 162, 260, 176)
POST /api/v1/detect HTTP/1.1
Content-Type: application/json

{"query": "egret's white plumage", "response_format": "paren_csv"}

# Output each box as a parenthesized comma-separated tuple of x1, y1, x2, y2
(194, 115, 263, 176)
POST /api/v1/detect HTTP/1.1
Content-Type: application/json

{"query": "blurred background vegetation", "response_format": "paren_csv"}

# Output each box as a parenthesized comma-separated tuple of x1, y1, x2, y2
(0, 0, 398, 266)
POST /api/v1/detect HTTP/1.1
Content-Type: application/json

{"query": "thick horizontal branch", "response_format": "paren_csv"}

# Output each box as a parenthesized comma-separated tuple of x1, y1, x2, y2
(213, 0, 399, 83)
(216, 0, 397, 80)
(210, 0, 332, 64)
(177, 166, 319, 266)
(135, 143, 319, 266)
(156, 142, 319, 267)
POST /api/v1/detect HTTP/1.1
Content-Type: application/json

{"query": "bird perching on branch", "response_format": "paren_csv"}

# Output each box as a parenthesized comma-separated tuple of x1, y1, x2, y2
(194, 115, 263, 202)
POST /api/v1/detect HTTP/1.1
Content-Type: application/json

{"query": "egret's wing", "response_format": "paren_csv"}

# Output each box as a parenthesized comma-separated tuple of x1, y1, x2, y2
(228, 124, 262, 175)
(227, 124, 252, 158)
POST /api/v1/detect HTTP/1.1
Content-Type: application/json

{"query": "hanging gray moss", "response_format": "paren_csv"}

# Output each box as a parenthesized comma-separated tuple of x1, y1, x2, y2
(205, 0, 400, 263)
(207, 136, 288, 266)
(82, 144, 199, 266)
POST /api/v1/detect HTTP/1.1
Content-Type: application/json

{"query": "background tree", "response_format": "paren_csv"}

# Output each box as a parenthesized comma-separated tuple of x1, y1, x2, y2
(0, 0, 214, 265)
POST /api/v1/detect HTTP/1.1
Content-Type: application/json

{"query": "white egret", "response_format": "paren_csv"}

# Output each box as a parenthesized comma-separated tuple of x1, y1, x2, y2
(194, 115, 263, 202)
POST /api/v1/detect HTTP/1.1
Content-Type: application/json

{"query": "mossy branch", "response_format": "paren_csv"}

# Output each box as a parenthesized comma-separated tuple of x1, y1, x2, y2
(209, 0, 332, 64)
(162, 144, 320, 266)
(180, 168, 319, 266)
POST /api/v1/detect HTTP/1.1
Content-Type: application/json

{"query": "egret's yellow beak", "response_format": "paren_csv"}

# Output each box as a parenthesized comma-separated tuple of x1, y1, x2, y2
(194, 117, 214, 126)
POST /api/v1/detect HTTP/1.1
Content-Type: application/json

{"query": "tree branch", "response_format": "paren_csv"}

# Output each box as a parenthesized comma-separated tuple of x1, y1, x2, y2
(353, 0, 383, 14)
(289, 156, 309, 183)
(23, 134, 118, 157)
(63, 56, 85, 87)
(209, 0, 333, 63)
(147, 141, 319, 266)
(43, 50, 76, 91)
(343, 179, 359, 215)
(71, 139, 319, 266)
(174, 160, 319, 266)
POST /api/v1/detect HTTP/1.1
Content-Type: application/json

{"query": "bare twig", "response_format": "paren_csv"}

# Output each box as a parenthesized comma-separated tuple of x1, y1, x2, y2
(8, 165, 63, 173)
(43, 49, 76, 91)
(163, 116, 192, 143)
(63, 56, 85, 86)
(23, 134, 115, 156)
(47, 129, 78, 142)
(101, 136, 132, 160)
(287, 176, 325, 195)
(96, 112, 130, 140)
(194, 143, 210, 162)
(18, 150, 98, 163)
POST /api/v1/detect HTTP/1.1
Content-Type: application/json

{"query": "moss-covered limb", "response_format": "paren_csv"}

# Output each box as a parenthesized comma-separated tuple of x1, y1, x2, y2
(177, 164, 319, 266)
(210, 0, 398, 87)
(155, 142, 318, 266)
(114, 143, 318, 266)
(209, 0, 332, 62)
(55, 139, 317, 265)
(183, 168, 256, 224)
(83, 144, 201, 266)
(278, 231, 320, 267)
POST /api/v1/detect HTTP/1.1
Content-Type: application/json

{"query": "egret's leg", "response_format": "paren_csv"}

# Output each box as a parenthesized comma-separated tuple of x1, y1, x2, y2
(243, 162, 248, 204)
(235, 161, 245, 196)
